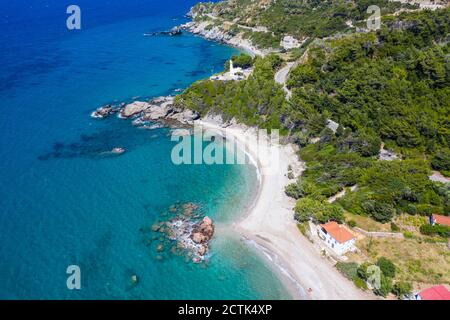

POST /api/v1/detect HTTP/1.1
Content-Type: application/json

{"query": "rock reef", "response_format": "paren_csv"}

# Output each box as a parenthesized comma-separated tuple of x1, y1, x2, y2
(167, 215, 215, 263)
(91, 96, 200, 128)
(91, 104, 119, 118)
(141, 203, 215, 263)
(145, 26, 183, 37)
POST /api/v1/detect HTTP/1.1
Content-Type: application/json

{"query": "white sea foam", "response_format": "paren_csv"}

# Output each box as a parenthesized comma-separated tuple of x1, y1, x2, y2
(243, 237, 307, 298)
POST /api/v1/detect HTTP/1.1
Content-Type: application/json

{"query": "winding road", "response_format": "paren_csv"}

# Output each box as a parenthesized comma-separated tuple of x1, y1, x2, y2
(275, 49, 309, 100)
(275, 62, 296, 99)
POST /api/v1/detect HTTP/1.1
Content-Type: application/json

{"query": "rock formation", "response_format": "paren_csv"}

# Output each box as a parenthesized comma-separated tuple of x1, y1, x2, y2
(92, 96, 200, 128)
(120, 101, 150, 118)
(91, 105, 119, 118)
(192, 217, 215, 244)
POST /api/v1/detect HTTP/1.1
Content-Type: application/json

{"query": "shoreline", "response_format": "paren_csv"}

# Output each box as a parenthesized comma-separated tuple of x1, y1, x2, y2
(195, 118, 375, 300)
(180, 21, 266, 57)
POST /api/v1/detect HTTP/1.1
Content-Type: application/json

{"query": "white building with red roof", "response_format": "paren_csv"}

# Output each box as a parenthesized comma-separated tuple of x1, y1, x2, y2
(318, 221, 356, 255)
(416, 285, 450, 300)
(430, 214, 450, 227)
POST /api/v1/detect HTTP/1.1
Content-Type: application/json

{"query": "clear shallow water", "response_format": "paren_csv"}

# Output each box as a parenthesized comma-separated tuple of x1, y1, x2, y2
(0, 0, 290, 299)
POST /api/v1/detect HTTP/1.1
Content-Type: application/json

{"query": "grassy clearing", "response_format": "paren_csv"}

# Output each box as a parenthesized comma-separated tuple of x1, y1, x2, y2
(344, 212, 391, 232)
(394, 214, 428, 233)
(354, 237, 450, 287)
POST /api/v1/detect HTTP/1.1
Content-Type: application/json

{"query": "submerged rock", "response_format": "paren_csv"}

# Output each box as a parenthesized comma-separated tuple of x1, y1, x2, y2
(91, 105, 118, 118)
(156, 243, 165, 252)
(111, 147, 126, 154)
(145, 27, 182, 37)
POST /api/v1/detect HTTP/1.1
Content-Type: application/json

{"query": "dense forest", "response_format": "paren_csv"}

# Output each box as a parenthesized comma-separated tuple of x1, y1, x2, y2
(286, 8, 450, 223)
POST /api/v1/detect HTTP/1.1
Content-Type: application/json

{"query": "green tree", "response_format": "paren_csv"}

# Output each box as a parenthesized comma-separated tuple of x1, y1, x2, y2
(294, 198, 344, 223)
(377, 257, 396, 278)
(432, 149, 450, 175)
(294, 198, 323, 222)
(363, 201, 395, 223)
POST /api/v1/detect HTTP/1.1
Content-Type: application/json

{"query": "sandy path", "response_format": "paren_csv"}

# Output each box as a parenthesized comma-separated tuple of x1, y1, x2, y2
(195, 118, 374, 300)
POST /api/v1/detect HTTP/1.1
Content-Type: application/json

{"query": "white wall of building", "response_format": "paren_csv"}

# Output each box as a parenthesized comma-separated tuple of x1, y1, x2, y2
(318, 227, 356, 255)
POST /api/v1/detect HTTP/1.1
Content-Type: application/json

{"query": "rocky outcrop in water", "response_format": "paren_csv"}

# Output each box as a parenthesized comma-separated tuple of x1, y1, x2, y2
(145, 26, 183, 36)
(167, 215, 215, 263)
(91, 104, 119, 118)
(192, 217, 214, 244)
(140, 203, 215, 263)
(92, 96, 200, 127)
(120, 101, 150, 118)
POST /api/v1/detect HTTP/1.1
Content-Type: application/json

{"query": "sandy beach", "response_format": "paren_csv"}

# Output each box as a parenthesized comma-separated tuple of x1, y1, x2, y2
(195, 118, 374, 300)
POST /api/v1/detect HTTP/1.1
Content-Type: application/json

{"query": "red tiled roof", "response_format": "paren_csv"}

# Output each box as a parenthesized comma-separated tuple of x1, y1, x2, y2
(432, 214, 450, 227)
(419, 285, 450, 300)
(320, 221, 355, 244)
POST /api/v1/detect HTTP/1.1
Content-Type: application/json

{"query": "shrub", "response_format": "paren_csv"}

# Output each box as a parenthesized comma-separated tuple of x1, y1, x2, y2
(318, 204, 345, 224)
(377, 257, 396, 278)
(348, 220, 357, 228)
(353, 277, 368, 290)
(419, 223, 450, 238)
(419, 224, 434, 235)
(392, 281, 412, 299)
(285, 183, 303, 199)
(336, 262, 358, 280)
(337, 130, 381, 157)
(363, 201, 395, 223)
(357, 263, 369, 280)
(291, 131, 309, 147)
(431, 149, 450, 173)
(373, 274, 393, 297)
(294, 197, 345, 223)
(297, 223, 309, 237)
(294, 198, 322, 222)
(232, 53, 254, 69)
(224, 53, 254, 70)
(406, 204, 418, 215)
(390, 222, 400, 232)
(403, 231, 414, 239)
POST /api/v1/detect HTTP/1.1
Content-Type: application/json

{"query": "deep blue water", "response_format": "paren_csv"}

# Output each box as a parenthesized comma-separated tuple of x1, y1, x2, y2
(0, 0, 290, 299)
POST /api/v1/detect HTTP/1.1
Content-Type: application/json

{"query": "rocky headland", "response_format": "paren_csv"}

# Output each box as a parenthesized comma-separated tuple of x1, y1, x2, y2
(91, 96, 200, 129)
(179, 20, 267, 57)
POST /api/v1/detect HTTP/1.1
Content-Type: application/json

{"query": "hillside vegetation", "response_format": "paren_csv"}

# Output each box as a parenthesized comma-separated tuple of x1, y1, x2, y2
(180, 7, 450, 222)
(179, 2, 450, 293)
(192, 0, 416, 48)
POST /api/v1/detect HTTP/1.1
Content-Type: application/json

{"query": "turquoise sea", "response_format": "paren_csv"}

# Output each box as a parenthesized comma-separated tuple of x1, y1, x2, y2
(0, 0, 290, 299)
